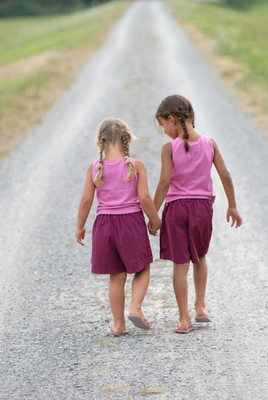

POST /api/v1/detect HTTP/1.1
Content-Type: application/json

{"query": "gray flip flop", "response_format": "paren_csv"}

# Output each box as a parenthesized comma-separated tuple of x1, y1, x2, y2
(128, 314, 150, 330)
(195, 315, 211, 323)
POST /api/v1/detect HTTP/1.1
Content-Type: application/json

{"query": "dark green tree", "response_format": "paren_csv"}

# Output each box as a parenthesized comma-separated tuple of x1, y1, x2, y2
(0, 0, 108, 17)
(225, 0, 266, 9)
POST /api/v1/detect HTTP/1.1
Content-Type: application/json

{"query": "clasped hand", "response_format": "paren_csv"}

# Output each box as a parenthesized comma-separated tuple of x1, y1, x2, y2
(147, 219, 162, 236)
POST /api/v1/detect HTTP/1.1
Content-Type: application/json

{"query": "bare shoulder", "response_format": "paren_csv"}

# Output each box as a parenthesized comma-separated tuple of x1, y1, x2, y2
(209, 137, 220, 153)
(162, 142, 172, 153)
(161, 142, 172, 162)
(87, 163, 93, 174)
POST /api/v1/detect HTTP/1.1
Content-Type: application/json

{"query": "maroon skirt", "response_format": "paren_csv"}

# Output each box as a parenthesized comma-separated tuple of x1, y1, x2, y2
(91, 211, 153, 274)
(160, 199, 213, 264)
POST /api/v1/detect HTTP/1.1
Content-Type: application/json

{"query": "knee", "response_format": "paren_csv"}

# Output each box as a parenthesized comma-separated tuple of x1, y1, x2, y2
(174, 263, 190, 268)
(110, 272, 127, 284)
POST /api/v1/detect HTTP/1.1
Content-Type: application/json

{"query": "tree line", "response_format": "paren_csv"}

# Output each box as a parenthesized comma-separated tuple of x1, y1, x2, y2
(226, 0, 266, 8)
(0, 0, 111, 17)
(0, 0, 266, 17)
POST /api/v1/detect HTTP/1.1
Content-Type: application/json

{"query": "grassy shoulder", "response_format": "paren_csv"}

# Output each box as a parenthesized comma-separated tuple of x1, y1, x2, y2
(0, 0, 129, 162)
(167, 0, 268, 134)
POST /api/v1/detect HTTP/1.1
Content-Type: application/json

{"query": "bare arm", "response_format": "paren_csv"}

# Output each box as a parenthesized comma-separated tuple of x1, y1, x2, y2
(154, 142, 173, 211)
(212, 139, 242, 227)
(135, 160, 161, 230)
(76, 164, 96, 245)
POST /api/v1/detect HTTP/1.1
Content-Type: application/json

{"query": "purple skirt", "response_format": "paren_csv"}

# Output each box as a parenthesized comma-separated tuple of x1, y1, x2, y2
(160, 199, 213, 264)
(91, 211, 153, 274)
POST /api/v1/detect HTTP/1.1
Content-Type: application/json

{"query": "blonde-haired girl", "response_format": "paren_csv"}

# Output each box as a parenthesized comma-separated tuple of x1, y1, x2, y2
(76, 118, 161, 336)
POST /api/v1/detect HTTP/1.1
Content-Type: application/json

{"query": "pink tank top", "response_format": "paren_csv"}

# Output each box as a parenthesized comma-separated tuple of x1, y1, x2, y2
(92, 157, 141, 215)
(165, 135, 215, 203)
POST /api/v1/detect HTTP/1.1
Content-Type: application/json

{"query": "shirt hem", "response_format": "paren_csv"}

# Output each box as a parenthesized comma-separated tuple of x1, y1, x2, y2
(96, 207, 142, 215)
(165, 195, 215, 204)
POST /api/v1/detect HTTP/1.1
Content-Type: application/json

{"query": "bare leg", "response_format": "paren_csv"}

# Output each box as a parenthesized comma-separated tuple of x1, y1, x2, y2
(109, 272, 127, 333)
(193, 255, 208, 316)
(129, 264, 150, 320)
(173, 263, 192, 329)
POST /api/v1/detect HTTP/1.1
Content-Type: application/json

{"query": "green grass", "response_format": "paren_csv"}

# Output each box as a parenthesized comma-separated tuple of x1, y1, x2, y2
(168, 0, 268, 87)
(0, 0, 129, 161)
(0, 69, 52, 108)
(0, 1, 127, 66)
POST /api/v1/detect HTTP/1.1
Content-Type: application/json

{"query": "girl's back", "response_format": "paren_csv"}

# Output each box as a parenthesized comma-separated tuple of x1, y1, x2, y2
(92, 157, 141, 215)
(166, 135, 214, 203)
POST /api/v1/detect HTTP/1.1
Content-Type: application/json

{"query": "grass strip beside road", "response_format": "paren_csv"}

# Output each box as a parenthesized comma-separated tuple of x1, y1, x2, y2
(0, 0, 129, 162)
(167, 0, 268, 134)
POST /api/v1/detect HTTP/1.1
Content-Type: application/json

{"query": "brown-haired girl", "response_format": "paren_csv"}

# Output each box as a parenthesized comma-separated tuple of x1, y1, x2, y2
(76, 118, 161, 336)
(151, 94, 242, 333)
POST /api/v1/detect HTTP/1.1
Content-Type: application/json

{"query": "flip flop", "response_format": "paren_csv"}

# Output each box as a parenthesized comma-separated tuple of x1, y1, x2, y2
(107, 328, 127, 337)
(195, 315, 211, 323)
(174, 325, 194, 334)
(128, 314, 151, 330)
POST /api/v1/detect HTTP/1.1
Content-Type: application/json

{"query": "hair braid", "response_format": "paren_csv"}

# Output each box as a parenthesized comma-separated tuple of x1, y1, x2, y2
(93, 138, 105, 186)
(121, 134, 129, 157)
(121, 133, 135, 181)
(178, 109, 189, 152)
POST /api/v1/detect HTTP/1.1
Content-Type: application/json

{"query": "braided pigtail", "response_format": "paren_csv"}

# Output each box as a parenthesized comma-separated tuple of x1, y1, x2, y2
(93, 138, 105, 186)
(178, 109, 190, 152)
(121, 133, 135, 181)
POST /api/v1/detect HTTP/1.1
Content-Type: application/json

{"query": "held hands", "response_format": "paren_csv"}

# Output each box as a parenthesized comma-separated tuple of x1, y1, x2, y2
(76, 227, 86, 246)
(227, 207, 242, 228)
(148, 218, 162, 236)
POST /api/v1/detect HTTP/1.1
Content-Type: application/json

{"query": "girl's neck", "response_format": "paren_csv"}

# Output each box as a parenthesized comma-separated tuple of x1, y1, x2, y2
(175, 122, 200, 142)
(102, 143, 125, 161)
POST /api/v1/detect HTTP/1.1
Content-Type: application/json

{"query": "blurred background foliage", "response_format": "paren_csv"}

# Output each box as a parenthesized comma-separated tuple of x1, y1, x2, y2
(225, 0, 266, 8)
(0, 0, 267, 18)
(0, 0, 111, 17)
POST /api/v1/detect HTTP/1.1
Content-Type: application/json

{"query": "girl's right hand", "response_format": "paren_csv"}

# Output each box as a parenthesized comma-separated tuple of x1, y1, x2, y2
(148, 218, 162, 236)
(227, 207, 243, 228)
(76, 227, 86, 245)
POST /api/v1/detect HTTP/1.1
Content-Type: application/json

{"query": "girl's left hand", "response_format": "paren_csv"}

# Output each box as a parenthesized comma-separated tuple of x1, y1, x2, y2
(76, 228, 86, 245)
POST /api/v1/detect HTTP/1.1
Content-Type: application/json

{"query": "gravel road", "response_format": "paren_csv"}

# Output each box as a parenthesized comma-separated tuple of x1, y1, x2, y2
(0, 1, 267, 399)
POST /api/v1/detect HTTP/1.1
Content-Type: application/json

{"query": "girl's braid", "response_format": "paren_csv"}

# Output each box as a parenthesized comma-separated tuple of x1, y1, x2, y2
(94, 138, 105, 186)
(177, 108, 190, 152)
(121, 132, 135, 181)
(121, 134, 129, 157)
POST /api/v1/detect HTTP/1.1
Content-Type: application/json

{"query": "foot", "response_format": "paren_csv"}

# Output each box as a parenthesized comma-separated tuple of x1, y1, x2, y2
(128, 308, 149, 323)
(175, 325, 194, 334)
(109, 323, 126, 336)
(108, 328, 126, 337)
(175, 316, 192, 332)
(128, 308, 150, 329)
(195, 305, 211, 322)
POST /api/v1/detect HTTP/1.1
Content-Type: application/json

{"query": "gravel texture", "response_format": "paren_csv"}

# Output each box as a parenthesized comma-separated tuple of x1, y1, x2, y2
(0, 1, 267, 399)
